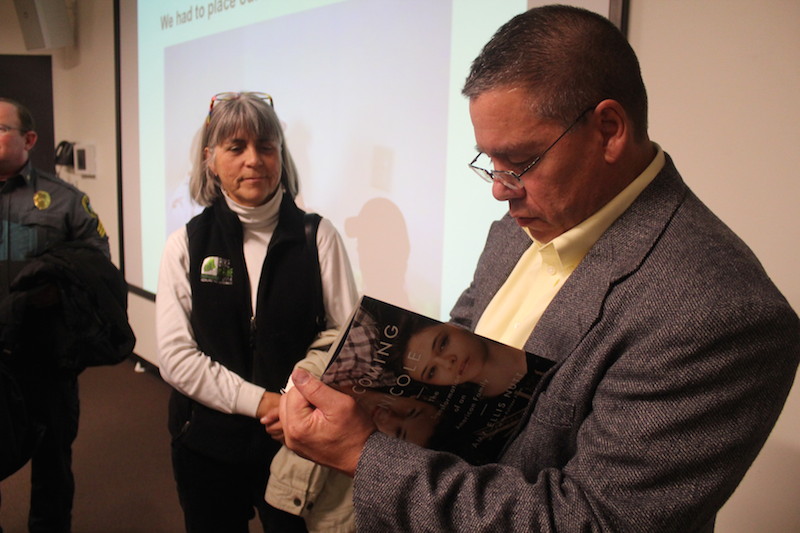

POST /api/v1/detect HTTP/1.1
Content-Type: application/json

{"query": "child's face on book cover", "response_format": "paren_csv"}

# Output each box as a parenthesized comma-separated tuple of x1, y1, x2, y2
(404, 324, 489, 387)
(362, 392, 439, 445)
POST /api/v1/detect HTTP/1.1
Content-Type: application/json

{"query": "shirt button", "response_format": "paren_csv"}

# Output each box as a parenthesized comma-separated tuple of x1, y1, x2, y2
(293, 498, 302, 507)
(547, 266, 556, 275)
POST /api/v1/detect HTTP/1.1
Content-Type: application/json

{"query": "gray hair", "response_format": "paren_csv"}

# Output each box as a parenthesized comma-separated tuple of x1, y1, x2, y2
(189, 93, 300, 206)
(462, 5, 648, 140)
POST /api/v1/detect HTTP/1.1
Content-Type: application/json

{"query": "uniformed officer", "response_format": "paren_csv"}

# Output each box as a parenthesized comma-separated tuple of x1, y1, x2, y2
(0, 97, 109, 533)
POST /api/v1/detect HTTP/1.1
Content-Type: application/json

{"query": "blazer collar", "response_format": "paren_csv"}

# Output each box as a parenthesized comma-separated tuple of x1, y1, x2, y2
(524, 154, 689, 361)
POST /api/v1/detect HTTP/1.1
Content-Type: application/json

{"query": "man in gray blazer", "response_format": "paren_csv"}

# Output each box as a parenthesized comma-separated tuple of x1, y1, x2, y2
(278, 5, 800, 532)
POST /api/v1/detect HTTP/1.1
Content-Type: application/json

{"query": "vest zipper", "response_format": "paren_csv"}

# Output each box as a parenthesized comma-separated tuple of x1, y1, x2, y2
(249, 315, 256, 352)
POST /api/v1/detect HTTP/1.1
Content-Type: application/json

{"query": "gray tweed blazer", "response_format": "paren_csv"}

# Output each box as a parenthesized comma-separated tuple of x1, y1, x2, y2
(353, 154, 800, 532)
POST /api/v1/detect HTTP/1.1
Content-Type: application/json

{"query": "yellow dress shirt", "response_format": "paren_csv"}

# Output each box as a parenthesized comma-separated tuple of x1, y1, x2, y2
(474, 146, 665, 349)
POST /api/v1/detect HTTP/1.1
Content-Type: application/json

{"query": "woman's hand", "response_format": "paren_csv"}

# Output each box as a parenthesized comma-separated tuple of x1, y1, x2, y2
(258, 391, 284, 442)
(261, 409, 284, 442)
(256, 390, 281, 418)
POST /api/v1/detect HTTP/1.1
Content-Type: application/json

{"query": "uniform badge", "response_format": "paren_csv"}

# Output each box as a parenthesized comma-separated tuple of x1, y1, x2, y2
(200, 256, 233, 285)
(33, 190, 51, 210)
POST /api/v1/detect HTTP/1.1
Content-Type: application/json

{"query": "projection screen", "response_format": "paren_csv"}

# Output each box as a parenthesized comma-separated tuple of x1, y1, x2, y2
(118, 0, 613, 320)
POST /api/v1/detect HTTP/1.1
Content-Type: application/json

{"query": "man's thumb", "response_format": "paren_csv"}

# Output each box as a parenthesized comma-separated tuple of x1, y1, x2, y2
(289, 368, 324, 405)
(289, 368, 344, 410)
(292, 368, 311, 386)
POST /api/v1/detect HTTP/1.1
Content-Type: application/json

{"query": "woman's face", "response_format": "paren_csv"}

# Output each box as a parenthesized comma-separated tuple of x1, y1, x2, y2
(206, 130, 282, 207)
(404, 324, 489, 386)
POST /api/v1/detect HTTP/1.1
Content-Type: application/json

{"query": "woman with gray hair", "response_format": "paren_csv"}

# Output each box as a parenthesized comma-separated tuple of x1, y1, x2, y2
(156, 92, 358, 533)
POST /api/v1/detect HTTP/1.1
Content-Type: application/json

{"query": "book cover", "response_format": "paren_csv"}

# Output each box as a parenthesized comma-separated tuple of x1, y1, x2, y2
(321, 295, 554, 465)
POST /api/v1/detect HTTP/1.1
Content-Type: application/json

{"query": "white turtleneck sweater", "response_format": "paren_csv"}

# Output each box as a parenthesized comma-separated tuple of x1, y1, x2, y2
(155, 188, 359, 418)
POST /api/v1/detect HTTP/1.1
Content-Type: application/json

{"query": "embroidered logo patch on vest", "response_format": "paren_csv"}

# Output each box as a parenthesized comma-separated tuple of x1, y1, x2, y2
(200, 256, 233, 285)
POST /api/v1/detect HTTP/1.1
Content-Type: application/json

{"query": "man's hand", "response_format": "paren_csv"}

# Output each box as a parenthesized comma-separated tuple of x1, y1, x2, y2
(280, 368, 376, 477)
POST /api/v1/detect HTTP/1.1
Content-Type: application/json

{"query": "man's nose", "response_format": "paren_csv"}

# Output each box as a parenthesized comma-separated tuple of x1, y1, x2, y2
(492, 178, 525, 201)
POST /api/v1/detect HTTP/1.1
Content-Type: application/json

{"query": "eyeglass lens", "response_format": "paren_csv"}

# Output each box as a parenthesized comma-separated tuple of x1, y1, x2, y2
(468, 104, 596, 189)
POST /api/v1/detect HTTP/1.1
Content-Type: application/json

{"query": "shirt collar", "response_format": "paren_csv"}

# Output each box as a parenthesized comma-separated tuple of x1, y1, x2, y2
(1, 159, 35, 191)
(20, 160, 35, 185)
(527, 144, 665, 271)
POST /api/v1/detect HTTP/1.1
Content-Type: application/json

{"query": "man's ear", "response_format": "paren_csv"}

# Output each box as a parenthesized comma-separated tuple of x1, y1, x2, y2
(595, 100, 629, 164)
(23, 131, 37, 152)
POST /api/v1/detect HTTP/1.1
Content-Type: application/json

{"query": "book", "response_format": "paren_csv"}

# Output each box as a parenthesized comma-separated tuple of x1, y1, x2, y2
(321, 295, 554, 465)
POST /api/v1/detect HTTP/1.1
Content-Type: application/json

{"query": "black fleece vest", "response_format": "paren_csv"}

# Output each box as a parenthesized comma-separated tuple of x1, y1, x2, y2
(168, 193, 324, 461)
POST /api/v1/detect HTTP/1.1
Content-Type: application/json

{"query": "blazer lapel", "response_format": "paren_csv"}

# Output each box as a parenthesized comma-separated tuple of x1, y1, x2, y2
(525, 155, 689, 363)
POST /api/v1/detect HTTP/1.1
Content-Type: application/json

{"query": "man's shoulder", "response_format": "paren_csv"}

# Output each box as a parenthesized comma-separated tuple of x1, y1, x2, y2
(30, 167, 87, 198)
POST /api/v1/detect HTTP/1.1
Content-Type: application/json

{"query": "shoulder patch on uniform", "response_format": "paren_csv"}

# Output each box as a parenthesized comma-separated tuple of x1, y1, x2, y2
(81, 195, 97, 218)
(200, 256, 233, 285)
(81, 195, 106, 237)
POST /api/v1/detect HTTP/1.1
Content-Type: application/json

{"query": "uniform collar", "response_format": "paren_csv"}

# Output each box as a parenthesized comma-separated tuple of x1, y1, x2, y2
(1, 159, 35, 192)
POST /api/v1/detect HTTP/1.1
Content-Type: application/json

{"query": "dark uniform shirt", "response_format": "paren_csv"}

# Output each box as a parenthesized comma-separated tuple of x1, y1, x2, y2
(0, 161, 109, 296)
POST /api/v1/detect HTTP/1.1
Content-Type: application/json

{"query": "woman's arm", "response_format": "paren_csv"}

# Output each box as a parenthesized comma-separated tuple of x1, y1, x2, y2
(155, 227, 267, 417)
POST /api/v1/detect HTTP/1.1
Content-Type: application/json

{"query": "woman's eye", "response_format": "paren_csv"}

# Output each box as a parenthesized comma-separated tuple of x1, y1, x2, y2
(438, 334, 449, 351)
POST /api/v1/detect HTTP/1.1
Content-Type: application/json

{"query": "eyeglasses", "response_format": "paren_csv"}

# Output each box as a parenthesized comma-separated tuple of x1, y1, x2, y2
(207, 92, 273, 123)
(0, 124, 24, 135)
(468, 105, 596, 190)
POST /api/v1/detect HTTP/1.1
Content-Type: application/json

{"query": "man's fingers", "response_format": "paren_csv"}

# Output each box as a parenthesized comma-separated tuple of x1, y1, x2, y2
(279, 368, 373, 476)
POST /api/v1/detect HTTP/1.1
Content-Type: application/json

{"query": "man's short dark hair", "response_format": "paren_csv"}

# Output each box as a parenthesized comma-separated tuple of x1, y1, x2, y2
(0, 97, 36, 133)
(462, 5, 648, 140)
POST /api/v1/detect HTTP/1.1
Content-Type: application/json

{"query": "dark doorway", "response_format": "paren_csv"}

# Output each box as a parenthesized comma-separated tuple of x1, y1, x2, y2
(0, 54, 56, 174)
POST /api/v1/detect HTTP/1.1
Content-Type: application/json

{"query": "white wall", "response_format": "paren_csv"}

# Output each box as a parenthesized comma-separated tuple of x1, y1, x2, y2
(1, 1, 798, 530)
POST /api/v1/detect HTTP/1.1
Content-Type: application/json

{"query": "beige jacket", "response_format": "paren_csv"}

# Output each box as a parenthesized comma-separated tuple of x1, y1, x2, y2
(266, 329, 355, 533)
